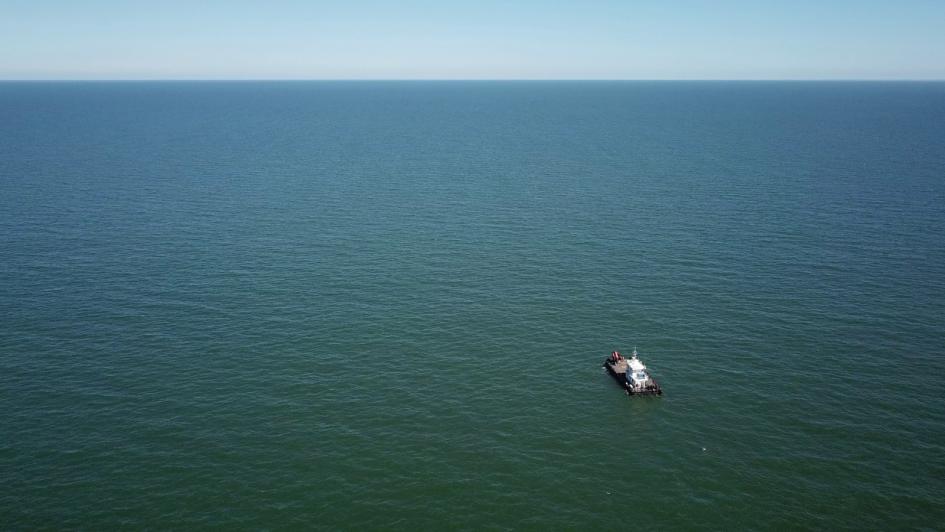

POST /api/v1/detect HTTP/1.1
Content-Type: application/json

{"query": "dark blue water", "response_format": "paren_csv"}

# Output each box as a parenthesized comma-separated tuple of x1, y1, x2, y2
(2, 81, 944, 529)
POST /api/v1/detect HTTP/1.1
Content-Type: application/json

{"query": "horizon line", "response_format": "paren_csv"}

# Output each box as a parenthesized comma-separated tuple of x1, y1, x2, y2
(2, 78, 945, 83)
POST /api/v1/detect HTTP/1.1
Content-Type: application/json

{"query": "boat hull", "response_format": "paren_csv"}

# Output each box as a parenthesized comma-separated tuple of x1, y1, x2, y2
(603, 359, 663, 396)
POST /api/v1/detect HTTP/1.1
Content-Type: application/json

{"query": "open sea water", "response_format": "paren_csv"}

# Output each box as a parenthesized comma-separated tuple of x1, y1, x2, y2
(1, 81, 944, 529)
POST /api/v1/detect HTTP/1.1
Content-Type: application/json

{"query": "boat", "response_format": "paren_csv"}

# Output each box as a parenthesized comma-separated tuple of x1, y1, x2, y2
(603, 348, 662, 396)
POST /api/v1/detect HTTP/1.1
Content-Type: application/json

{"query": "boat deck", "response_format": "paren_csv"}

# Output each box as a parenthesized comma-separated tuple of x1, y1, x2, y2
(609, 359, 630, 374)
(603, 359, 662, 396)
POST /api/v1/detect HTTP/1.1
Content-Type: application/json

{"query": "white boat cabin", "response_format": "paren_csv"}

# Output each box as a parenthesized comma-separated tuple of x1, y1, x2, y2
(625, 349, 651, 389)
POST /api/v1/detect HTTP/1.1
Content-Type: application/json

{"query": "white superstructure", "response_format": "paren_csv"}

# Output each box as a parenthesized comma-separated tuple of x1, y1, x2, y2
(625, 349, 651, 389)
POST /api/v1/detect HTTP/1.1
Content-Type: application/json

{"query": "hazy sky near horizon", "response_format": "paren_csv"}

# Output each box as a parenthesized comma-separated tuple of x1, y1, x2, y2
(2, 0, 944, 80)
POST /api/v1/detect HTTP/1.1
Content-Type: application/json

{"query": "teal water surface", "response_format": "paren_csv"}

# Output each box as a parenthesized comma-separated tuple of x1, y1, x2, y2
(2, 82, 944, 529)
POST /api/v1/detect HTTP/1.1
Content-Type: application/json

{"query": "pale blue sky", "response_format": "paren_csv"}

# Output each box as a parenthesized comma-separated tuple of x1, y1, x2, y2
(2, 0, 944, 79)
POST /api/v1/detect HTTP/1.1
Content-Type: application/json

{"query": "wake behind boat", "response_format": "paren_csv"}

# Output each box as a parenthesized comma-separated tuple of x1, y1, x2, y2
(603, 348, 662, 396)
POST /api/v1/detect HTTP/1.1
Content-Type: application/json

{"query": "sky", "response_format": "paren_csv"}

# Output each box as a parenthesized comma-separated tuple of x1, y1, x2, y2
(2, 0, 944, 80)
